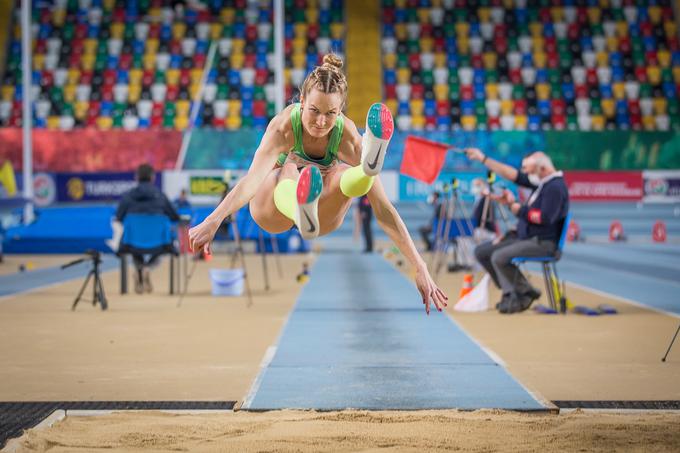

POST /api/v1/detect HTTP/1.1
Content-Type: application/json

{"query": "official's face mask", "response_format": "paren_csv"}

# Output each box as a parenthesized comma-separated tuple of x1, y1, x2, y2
(528, 173, 541, 186)
(471, 185, 482, 196)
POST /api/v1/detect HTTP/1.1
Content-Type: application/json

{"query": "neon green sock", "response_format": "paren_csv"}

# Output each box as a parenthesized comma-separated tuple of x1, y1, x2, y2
(273, 178, 297, 221)
(340, 166, 374, 198)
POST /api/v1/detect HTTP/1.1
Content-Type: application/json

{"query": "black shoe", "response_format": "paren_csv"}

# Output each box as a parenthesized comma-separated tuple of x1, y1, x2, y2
(499, 294, 534, 314)
(522, 286, 542, 302)
(134, 270, 144, 294)
(496, 294, 511, 310)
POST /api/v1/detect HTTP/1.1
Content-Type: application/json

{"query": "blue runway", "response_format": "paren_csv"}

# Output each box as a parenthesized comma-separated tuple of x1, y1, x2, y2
(244, 253, 545, 411)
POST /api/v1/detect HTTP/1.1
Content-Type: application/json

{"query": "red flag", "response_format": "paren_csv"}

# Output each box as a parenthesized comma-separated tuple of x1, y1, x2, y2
(399, 135, 449, 184)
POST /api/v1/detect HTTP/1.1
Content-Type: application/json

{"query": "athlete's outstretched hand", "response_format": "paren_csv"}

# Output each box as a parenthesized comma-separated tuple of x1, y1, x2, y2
(415, 265, 448, 315)
(188, 218, 220, 255)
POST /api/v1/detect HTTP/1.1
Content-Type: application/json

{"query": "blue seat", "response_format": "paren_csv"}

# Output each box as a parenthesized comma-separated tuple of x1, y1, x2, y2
(511, 212, 571, 312)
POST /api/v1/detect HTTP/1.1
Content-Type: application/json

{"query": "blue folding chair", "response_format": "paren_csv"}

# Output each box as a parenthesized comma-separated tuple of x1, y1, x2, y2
(511, 212, 571, 313)
(118, 214, 179, 295)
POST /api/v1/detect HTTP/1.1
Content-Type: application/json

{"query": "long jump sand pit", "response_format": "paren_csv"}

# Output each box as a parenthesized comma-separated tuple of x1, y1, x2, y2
(8, 409, 680, 452)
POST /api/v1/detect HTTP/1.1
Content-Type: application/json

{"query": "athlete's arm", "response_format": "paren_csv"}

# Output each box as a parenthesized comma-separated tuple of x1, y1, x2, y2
(188, 110, 291, 253)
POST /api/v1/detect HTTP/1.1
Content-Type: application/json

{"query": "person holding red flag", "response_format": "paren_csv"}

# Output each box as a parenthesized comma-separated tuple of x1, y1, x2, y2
(465, 148, 569, 314)
(188, 54, 447, 315)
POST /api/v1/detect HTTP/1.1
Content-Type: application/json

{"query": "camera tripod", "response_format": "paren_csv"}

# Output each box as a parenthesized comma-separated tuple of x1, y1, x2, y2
(62, 250, 108, 311)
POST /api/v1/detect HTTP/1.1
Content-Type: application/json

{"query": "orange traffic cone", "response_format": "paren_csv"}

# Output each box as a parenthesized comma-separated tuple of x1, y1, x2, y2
(458, 274, 474, 300)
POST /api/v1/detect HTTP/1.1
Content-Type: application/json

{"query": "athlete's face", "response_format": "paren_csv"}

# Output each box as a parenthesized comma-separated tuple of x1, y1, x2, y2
(300, 89, 343, 138)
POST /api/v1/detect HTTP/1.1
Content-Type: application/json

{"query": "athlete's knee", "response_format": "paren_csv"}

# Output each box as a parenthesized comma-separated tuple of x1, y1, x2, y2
(279, 162, 299, 181)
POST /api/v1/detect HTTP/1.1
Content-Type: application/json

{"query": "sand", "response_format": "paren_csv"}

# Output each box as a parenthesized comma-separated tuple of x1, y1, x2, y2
(7, 409, 680, 452)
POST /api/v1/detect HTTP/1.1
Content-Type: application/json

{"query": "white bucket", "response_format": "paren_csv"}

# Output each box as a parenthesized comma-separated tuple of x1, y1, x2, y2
(209, 268, 244, 296)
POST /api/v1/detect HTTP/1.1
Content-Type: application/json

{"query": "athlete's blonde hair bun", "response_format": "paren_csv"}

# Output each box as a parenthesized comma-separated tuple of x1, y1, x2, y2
(322, 54, 343, 70)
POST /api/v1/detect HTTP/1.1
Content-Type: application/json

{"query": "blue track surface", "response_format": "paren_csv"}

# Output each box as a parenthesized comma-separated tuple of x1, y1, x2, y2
(528, 242, 680, 316)
(0, 256, 119, 298)
(244, 254, 545, 410)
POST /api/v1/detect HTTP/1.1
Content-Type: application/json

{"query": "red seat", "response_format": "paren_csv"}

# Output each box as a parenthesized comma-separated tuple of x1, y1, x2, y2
(408, 54, 421, 72)
(255, 69, 268, 85)
(244, 53, 256, 68)
(80, 70, 93, 84)
(509, 68, 521, 84)
(411, 83, 425, 99)
(551, 114, 566, 129)
(384, 84, 396, 99)
(634, 67, 647, 83)
(142, 69, 154, 87)
(471, 54, 483, 69)
(628, 100, 640, 115)
(119, 53, 132, 70)
(246, 25, 258, 41)
(586, 68, 598, 85)
(179, 69, 191, 86)
(514, 99, 527, 115)
(460, 84, 474, 101)
(575, 84, 588, 98)
(166, 85, 179, 101)
(551, 99, 566, 115)
(253, 100, 267, 117)
(436, 100, 449, 116)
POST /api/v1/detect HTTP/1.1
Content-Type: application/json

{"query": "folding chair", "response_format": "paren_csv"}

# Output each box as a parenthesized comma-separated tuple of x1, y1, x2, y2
(511, 212, 572, 312)
(117, 213, 179, 295)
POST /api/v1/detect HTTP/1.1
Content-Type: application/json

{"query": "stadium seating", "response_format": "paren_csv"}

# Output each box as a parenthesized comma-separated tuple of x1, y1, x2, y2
(0, 0, 345, 130)
(381, 0, 680, 131)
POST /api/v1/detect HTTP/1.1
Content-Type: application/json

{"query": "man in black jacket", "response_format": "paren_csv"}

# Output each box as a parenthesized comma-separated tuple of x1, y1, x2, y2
(465, 149, 569, 314)
(116, 164, 180, 293)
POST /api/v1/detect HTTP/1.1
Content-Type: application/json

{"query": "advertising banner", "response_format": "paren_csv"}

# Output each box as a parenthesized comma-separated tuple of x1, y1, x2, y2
(643, 170, 680, 203)
(56, 172, 161, 202)
(564, 171, 643, 201)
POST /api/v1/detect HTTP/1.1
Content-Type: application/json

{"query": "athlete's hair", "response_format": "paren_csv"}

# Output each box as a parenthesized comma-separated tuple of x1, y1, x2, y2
(300, 54, 348, 108)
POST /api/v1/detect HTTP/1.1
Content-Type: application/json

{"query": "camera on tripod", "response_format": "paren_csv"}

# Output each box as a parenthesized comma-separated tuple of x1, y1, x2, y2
(62, 249, 108, 311)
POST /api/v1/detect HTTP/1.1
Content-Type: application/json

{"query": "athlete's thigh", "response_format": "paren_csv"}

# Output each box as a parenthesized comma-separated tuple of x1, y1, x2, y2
(318, 163, 354, 234)
(249, 167, 295, 234)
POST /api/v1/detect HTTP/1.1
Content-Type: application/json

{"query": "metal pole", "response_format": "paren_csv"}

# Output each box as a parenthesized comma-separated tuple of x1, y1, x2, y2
(21, 0, 34, 223)
(273, 0, 285, 111)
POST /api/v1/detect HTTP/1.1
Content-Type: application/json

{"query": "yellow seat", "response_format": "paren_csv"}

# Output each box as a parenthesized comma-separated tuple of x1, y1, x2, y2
(642, 115, 656, 130)
(673, 67, 680, 84)
(80, 54, 95, 71)
(111, 22, 124, 39)
(648, 6, 662, 24)
(385, 99, 398, 115)
(52, 9, 66, 27)
(591, 115, 605, 130)
(410, 99, 424, 116)
(394, 23, 406, 40)
(220, 7, 234, 23)
(63, 84, 76, 103)
(664, 21, 677, 39)
(230, 53, 245, 69)
(47, 116, 61, 129)
(411, 115, 425, 129)
(143, 54, 156, 70)
(176, 100, 191, 117)
(612, 82, 625, 99)
(533, 52, 546, 68)
(485, 83, 498, 100)
(514, 115, 528, 129)
(477, 7, 490, 22)
(500, 99, 513, 115)
(210, 23, 223, 40)
(461, 115, 477, 130)
(457, 39, 469, 55)
(606, 36, 619, 53)
(226, 116, 242, 130)
(417, 8, 430, 23)
(145, 39, 159, 55)
(587, 7, 601, 24)
(190, 69, 203, 85)
(129, 69, 143, 85)
(166, 69, 180, 86)
(292, 53, 306, 69)
(483, 52, 497, 70)
(67, 68, 81, 85)
(33, 54, 45, 70)
(653, 98, 667, 115)
(75, 101, 89, 120)
(434, 84, 448, 101)
(97, 116, 113, 130)
(292, 38, 307, 54)
(128, 85, 141, 103)
(647, 66, 661, 85)
(615, 21, 629, 37)
(2, 85, 15, 102)
(434, 52, 447, 68)
(602, 99, 615, 118)
(83, 39, 97, 55)
(395, 0, 406, 8)
(306, 8, 318, 24)
(172, 23, 186, 40)
(550, 7, 563, 22)
(455, 23, 469, 36)
(103, 0, 115, 10)
(396, 67, 410, 84)
(294, 23, 307, 39)
(174, 115, 189, 130)
(383, 53, 396, 69)
(148, 7, 161, 19)
(657, 50, 671, 68)
(596, 51, 609, 67)
(228, 100, 242, 115)
(231, 39, 245, 53)
(536, 83, 550, 100)
(420, 37, 433, 53)
(189, 84, 201, 100)
(529, 23, 543, 38)
(330, 23, 344, 40)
